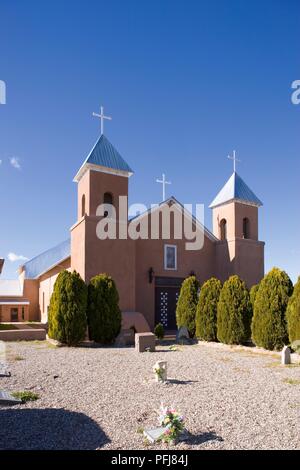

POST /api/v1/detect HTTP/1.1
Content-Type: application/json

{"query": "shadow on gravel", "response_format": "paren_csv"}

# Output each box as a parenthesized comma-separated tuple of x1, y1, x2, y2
(183, 430, 224, 446)
(0, 408, 110, 450)
(167, 379, 198, 385)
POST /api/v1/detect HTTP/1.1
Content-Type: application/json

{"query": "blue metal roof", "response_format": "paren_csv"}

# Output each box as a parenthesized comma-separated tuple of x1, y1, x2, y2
(209, 172, 263, 208)
(85, 134, 133, 173)
(23, 239, 71, 279)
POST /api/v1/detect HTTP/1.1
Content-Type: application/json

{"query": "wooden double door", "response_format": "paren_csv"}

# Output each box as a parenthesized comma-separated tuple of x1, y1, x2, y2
(155, 277, 184, 331)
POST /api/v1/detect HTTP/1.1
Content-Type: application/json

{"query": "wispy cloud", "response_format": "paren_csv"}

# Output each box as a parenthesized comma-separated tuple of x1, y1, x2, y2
(8, 252, 28, 262)
(10, 157, 21, 170)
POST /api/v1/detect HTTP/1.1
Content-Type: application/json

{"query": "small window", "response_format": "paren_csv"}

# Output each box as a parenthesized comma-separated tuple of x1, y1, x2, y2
(10, 308, 18, 322)
(220, 219, 227, 241)
(81, 194, 86, 217)
(42, 292, 45, 313)
(243, 218, 250, 239)
(22, 307, 25, 320)
(103, 192, 113, 218)
(164, 245, 177, 270)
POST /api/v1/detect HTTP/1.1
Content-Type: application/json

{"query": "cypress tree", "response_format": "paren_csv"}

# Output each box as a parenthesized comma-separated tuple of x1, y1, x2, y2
(48, 270, 87, 346)
(251, 268, 293, 350)
(286, 276, 300, 346)
(87, 274, 121, 344)
(196, 277, 222, 341)
(250, 284, 259, 310)
(217, 275, 252, 345)
(176, 276, 199, 337)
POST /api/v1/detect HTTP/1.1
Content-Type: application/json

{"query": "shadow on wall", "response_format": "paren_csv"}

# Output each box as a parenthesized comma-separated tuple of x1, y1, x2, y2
(0, 408, 110, 450)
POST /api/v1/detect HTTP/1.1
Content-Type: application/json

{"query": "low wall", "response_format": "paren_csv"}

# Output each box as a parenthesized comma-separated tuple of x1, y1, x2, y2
(0, 329, 46, 341)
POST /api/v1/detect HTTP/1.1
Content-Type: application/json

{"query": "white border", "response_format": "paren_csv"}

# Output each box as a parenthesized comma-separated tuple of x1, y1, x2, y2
(164, 244, 177, 271)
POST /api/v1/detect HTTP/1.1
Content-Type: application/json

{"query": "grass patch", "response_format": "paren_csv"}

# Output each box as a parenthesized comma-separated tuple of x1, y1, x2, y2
(283, 378, 300, 386)
(0, 324, 18, 330)
(266, 362, 300, 369)
(26, 323, 44, 330)
(11, 391, 39, 403)
(136, 427, 144, 435)
(12, 355, 24, 361)
(168, 345, 181, 352)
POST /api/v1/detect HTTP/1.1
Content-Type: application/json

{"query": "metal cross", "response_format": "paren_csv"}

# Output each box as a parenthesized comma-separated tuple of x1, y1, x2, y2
(227, 150, 241, 172)
(156, 173, 171, 201)
(92, 105, 112, 135)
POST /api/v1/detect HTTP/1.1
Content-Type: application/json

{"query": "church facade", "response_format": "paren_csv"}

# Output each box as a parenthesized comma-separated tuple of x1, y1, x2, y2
(0, 134, 265, 331)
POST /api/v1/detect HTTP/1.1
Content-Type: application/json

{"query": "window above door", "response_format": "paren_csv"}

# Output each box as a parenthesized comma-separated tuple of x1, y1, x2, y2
(164, 245, 177, 270)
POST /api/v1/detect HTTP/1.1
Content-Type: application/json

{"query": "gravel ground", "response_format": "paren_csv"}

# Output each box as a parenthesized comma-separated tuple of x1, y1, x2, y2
(0, 340, 299, 450)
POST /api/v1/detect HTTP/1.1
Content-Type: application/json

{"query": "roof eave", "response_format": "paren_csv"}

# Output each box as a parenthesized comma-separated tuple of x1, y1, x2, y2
(25, 255, 71, 280)
(73, 162, 134, 183)
(209, 197, 263, 209)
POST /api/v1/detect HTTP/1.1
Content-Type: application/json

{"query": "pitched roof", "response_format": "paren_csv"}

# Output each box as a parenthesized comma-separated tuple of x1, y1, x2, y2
(74, 134, 133, 182)
(23, 239, 71, 279)
(130, 196, 219, 243)
(209, 172, 263, 208)
(0, 280, 23, 297)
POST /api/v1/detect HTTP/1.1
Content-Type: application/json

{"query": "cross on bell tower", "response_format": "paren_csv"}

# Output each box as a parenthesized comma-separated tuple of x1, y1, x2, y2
(227, 150, 241, 173)
(92, 105, 112, 135)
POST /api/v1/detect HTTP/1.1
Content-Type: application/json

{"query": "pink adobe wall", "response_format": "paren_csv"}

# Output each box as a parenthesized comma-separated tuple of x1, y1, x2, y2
(134, 205, 216, 329)
(83, 216, 136, 311)
(212, 201, 258, 241)
(38, 257, 71, 323)
(70, 218, 86, 280)
(0, 304, 29, 322)
(0, 328, 46, 341)
(233, 238, 265, 287)
(23, 279, 39, 321)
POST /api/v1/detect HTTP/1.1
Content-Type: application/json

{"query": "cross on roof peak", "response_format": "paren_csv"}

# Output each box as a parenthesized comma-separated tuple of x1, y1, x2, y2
(227, 150, 241, 173)
(92, 105, 112, 135)
(156, 173, 171, 201)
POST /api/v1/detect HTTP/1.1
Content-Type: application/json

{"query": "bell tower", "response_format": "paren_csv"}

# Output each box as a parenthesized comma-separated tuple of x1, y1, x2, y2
(210, 168, 264, 287)
(70, 131, 135, 311)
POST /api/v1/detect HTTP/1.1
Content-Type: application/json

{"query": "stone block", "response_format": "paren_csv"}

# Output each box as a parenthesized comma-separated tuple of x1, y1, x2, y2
(135, 333, 156, 353)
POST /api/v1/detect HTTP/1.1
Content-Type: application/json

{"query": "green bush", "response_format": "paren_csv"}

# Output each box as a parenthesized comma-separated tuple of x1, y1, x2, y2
(12, 391, 39, 403)
(154, 323, 164, 339)
(217, 275, 252, 345)
(251, 268, 293, 351)
(196, 277, 222, 341)
(87, 274, 121, 344)
(176, 276, 199, 338)
(48, 270, 87, 346)
(250, 284, 259, 310)
(287, 276, 300, 346)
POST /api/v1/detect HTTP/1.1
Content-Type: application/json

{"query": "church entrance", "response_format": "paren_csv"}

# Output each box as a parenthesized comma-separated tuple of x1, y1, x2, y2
(154, 277, 184, 332)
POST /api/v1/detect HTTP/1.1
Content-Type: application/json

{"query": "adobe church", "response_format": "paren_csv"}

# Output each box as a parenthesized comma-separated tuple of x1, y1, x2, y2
(0, 121, 265, 331)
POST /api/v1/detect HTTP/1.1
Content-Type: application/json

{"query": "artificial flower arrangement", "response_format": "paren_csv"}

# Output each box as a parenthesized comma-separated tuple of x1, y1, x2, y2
(153, 364, 164, 381)
(158, 404, 185, 444)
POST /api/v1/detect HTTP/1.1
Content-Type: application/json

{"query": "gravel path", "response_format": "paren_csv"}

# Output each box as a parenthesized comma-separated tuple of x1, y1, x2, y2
(0, 340, 299, 450)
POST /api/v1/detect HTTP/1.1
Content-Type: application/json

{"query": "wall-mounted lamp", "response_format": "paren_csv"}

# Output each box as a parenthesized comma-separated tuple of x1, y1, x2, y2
(148, 267, 154, 284)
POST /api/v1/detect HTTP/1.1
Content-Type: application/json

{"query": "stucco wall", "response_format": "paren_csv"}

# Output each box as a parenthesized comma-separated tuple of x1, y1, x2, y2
(0, 304, 29, 322)
(38, 257, 71, 323)
(134, 205, 216, 329)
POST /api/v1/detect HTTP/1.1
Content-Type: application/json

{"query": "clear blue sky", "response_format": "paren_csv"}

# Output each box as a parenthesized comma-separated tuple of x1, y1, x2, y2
(0, 0, 299, 282)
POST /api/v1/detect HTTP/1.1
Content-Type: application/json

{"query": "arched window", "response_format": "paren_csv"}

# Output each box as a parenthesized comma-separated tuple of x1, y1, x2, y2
(81, 194, 86, 218)
(220, 219, 227, 241)
(103, 192, 113, 218)
(243, 218, 250, 239)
